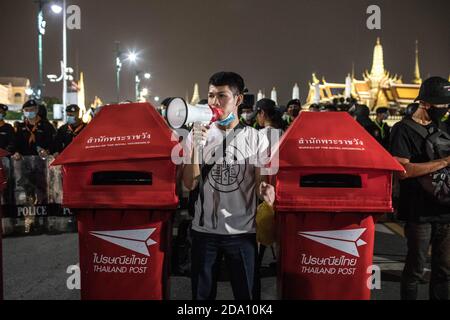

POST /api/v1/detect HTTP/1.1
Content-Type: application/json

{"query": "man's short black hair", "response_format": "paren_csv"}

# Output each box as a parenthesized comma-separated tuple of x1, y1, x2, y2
(208, 72, 245, 95)
(287, 99, 302, 108)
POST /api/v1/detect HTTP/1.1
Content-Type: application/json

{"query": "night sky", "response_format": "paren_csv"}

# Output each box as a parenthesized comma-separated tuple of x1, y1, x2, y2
(1, 0, 449, 106)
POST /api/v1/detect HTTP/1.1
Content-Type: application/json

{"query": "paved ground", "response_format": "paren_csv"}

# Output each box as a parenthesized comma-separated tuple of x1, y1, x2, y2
(1, 217, 430, 300)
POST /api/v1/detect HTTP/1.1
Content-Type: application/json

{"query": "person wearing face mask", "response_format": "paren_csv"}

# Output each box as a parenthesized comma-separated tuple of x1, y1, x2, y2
(239, 103, 256, 127)
(0, 104, 16, 154)
(52, 104, 86, 156)
(12, 100, 56, 160)
(373, 106, 391, 150)
(389, 76, 450, 300)
(182, 72, 275, 300)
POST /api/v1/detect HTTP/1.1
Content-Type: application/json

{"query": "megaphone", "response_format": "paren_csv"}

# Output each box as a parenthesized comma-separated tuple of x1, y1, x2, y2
(166, 97, 223, 129)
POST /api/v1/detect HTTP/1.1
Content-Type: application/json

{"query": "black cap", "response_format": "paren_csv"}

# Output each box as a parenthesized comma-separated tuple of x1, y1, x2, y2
(415, 76, 450, 105)
(66, 104, 80, 113)
(256, 98, 276, 112)
(22, 99, 38, 109)
(0, 104, 8, 112)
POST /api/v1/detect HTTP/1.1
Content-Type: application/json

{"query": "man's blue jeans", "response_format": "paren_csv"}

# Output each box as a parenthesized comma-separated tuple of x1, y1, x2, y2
(191, 230, 257, 300)
(401, 222, 450, 300)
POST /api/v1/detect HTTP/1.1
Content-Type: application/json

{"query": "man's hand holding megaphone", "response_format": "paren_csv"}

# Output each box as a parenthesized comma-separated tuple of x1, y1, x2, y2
(192, 123, 211, 151)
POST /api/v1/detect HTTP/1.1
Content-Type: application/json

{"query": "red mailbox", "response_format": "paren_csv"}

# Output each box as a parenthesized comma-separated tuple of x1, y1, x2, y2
(273, 112, 404, 300)
(53, 103, 178, 300)
(0, 148, 9, 300)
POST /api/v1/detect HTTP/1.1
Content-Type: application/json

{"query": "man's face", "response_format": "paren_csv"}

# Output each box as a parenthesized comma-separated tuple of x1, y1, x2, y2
(287, 105, 300, 117)
(67, 111, 79, 120)
(241, 107, 254, 121)
(377, 112, 389, 121)
(256, 111, 265, 127)
(23, 106, 37, 118)
(241, 107, 253, 115)
(208, 85, 243, 120)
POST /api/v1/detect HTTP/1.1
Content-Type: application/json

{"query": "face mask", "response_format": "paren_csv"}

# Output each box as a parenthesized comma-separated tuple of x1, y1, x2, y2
(217, 112, 236, 126)
(24, 111, 37, 120)
(67, 116, 76, 125)
(427, 107, 447, 123)
(241, 112, 254, 122)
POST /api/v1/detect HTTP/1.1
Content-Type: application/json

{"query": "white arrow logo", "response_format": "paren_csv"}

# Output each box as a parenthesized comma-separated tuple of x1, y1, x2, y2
(298, 228, 367, 257)
(90, 228, 157, 257)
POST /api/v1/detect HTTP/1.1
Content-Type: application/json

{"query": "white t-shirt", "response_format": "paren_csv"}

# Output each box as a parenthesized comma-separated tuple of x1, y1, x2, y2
(183, 123, 269, 235)
(258, 126, 283, 176)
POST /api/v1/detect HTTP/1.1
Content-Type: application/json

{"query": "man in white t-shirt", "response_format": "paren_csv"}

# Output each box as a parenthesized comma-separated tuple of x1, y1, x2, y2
(182, 72, 275, 300)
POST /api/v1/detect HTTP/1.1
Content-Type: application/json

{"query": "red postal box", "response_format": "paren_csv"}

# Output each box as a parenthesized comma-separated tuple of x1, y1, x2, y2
(53, 103, 178, 300)
(273, 112, 404, 300)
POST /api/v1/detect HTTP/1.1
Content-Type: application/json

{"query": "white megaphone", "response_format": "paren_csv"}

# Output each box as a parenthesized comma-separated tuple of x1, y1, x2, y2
(166, 97, 224, 129)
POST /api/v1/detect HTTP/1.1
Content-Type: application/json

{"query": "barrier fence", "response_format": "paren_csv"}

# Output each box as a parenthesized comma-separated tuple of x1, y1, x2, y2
(1, 156, 76, 237)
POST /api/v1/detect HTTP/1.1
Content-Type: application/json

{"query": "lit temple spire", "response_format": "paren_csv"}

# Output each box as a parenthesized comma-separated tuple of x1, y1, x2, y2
(292, 83, 300, 100)
(190, 83, 200, 105)
(78, 72, 86, 112)
(257, 90, 264, 101)
(370, 37, 385, 80)
(312, 73, 320, 84)
(271, 87, 278, 104)
(412, 40, 422, 84)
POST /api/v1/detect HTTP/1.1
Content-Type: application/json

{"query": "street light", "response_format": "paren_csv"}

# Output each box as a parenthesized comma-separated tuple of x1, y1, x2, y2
(135, 71, 151, 102)
(45, 0, 70, 110)
(25, 88, 34, 96)
(115, 43, 139, 102)
(127, 52, 138, 63)
(34, 0, 66, 101)
(141, 88, 149, 99)
(35, 0, 48, 100)
(51, 4, 62, 13)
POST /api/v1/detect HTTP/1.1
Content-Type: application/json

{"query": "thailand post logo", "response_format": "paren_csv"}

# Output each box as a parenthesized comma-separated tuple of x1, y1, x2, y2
(90, 228, 157, 257)
(298, 228, 367, 257)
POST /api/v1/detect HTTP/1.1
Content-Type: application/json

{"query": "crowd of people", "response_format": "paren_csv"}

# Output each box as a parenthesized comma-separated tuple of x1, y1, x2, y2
(0, 101, 87, 159)
(174, 72, 450, 301)
(1, 72, 449, 301)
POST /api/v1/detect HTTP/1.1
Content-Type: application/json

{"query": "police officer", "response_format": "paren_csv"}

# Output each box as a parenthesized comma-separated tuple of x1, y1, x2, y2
(373, 106, 391, 149)
(12, 100, 56, 160)
(0, 104, 15, 153)
(52, 104, 86, 155)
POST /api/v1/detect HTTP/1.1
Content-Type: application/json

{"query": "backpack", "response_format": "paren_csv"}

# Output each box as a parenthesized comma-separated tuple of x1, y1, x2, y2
(402, 119, 450, 206)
